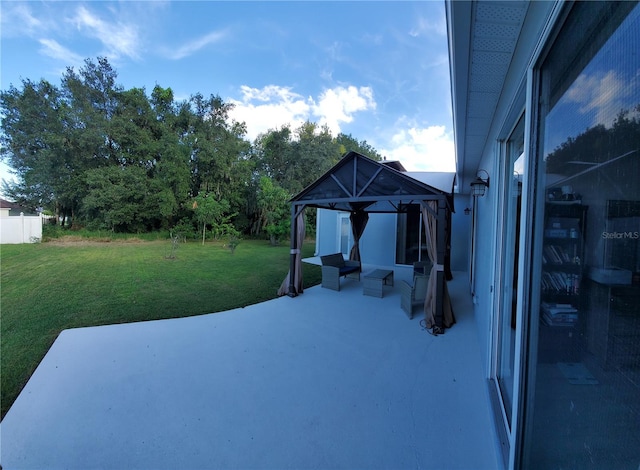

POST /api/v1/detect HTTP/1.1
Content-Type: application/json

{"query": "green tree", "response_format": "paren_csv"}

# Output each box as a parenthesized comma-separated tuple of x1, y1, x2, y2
(149, 85, 193, 228)
(82, 165, 152, 232)
(256, 176, 291, 245)
(0, 79, 70, 216)
(1, 56, 387, 236)
(110, 87, 159, 168)
(253, 125, 293, 185)
(253, 122, 349, 195)
(288, 121, 339, 193)
(192, 193, 231, 245)
(335, 133, 383, 161)
(61, 57, 122, 168)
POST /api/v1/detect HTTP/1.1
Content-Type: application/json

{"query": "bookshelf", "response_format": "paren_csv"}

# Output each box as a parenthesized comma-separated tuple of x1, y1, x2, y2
(539, 202, 588, 362)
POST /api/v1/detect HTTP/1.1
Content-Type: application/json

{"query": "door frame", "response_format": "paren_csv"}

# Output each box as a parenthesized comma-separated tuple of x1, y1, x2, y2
(488, 108, 528, 467)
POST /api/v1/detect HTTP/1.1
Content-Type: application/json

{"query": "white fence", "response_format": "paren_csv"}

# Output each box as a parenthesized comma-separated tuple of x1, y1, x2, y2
(0, 214, 43, 244)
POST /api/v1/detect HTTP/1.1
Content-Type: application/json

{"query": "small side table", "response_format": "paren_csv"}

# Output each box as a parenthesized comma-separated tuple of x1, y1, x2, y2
(363, 269, 394, 298)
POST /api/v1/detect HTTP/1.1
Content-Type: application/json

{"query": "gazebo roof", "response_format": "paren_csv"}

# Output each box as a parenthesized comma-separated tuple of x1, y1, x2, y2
(291, 151, 455, 213)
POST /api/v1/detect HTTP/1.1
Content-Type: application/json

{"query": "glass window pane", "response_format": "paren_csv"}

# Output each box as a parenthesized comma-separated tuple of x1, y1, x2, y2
(396, 205, 424, 265)
(527, 3, 640, 468)
(340, 215, 351, 256)
(497, 116, 525, 429)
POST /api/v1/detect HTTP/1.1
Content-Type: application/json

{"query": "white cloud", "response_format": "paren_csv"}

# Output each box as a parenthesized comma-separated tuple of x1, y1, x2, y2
(380, 124, 455, 172)
(228, 85, 312, 141)
(167, 29, 229, 60)
(228, 85, 454, 173)
(0, 3, 43, 37)
(38, 39, 83, 65)
(70, 5, 141, 60)
(228, 84, 376, 141)
(312, 86, 376, 135)
(565, 70, 633, 128)
(409, 14, 447, 38)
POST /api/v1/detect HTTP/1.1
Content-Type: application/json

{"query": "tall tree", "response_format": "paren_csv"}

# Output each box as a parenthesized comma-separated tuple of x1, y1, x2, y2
(256, 176, 291, 245)
(192, 193, 231, 245)
(1, 56, 386, 235)
(82, 165, 152, 232)
(335, 133, 383, 161)
(61, 57, 122, 167)
(149, 85, 193, 227)
(254, 125, 293, 185)
(187, 93, 250, 221)
(0, 79, 67, 214)
(57, 57, 124, 224)
(110, 87, 159, 169)
(288, 121, 339, 193)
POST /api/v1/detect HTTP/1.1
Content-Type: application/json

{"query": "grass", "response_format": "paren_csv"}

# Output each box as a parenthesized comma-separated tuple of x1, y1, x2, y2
(0, 237, 321, 419)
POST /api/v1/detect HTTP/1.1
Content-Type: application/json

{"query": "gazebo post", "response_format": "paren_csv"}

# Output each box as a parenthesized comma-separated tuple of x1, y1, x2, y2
(288, 204, 298, 297)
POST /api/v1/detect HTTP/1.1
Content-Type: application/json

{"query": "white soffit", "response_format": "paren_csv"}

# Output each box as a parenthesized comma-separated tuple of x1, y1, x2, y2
(454, 0, 528, 191)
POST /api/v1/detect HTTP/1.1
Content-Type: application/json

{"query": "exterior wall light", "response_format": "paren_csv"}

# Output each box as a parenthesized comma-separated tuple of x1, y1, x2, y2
(464, 207, 471, 215)
(470, 169, 490, 197)
(514, 171, 522, 197)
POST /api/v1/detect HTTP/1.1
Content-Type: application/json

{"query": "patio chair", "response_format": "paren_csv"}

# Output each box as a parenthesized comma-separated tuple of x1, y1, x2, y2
(413, 260, 432, 276)
(400, 273, 429, 319)
(320, 253, 361, 291)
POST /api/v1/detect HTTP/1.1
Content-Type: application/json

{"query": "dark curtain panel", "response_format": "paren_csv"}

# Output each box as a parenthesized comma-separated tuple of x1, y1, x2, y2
(277, 208, 306, 296)
(349, 210, 369, 262)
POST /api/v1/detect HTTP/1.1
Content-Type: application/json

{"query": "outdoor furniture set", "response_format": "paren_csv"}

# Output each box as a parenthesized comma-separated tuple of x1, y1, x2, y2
(320, 254, 430, 318)
(320, 253, 362, 291)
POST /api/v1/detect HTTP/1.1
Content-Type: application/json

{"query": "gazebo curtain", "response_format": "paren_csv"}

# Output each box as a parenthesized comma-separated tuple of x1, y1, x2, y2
(422, 201, 455, 330)
(348, 210, 369, 262)
(277, 208, 306, 297)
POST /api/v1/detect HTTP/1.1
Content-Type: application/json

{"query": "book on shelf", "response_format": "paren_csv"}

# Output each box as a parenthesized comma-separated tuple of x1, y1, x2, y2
(541, 271, 580, 294)
(542, 313, 578, 326)
(543, 244, 575, 264)
(541, 301, 577, 314)
(541, 301, 578, 326)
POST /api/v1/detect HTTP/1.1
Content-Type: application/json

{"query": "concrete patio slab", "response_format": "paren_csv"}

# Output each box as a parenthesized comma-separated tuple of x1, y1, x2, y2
(1, 270, 499, 469)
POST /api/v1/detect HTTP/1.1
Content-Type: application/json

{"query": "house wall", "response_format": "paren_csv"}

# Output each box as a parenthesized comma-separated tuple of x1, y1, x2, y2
(315, 208, 339, 256)
(457, 3, 640, 468)
(470, 184, 499, 376)
(468, 2, 557, 377)
(360, 213, 397, 267)
(451, 193, 471, 272)
(1, 214, 43, 244)
(316, 209, 398, 267)
(317, 198, 468, 272)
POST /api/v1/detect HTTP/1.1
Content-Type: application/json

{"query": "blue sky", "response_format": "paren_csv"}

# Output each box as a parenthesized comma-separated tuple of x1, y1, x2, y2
(1, 0, 455, 186)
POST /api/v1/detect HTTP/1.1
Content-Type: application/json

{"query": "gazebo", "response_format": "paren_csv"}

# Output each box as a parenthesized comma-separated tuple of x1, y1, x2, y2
(278, 151, 456, 333)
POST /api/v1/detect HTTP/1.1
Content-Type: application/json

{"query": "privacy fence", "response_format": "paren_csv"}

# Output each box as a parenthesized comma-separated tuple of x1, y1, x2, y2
(0, 214, 43, 244)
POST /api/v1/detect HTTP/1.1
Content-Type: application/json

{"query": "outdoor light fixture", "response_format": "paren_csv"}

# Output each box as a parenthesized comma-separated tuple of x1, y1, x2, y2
(514, 171, 522, 197)
(464, 207, 471, 215)
(470, 169, 490, 197)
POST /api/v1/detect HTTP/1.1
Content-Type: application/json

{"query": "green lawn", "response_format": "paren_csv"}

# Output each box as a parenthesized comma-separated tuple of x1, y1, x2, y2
(0, 238, 321, 419)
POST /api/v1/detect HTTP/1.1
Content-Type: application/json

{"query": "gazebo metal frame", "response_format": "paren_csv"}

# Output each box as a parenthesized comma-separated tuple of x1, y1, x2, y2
(280, 151, 456, 332)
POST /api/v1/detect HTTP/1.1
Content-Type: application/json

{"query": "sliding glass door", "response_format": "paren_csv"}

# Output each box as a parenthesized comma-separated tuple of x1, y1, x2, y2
(339, 213, 351, 256)
(491, 114, 525, 463)
(396, 205, 427, 265)
(523, 3, 640, 468)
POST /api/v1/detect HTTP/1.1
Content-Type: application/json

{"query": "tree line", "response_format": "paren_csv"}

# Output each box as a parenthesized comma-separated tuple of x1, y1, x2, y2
(1, 57, 382, 240)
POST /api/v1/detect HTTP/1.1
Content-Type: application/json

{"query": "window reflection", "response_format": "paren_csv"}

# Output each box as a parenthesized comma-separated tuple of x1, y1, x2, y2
(529, 3, 640, 469)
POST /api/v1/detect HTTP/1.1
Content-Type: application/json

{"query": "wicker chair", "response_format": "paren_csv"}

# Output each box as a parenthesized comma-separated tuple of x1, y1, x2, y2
(320, 253, 361, 291)
(413, 260, 432, 276)
(400, 273, 429, 319)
